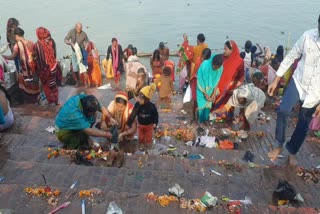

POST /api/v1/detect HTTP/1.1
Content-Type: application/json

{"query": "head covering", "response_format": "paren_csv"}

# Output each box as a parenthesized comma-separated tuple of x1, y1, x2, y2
(35, 27, 57, 70)
(140, 83, 156, 99)
(115, 91, 128, 102)
(36, 27, 51, 40)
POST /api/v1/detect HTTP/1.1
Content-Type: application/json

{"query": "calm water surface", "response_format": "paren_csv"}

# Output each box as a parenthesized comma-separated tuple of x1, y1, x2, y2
(1, 0, 319, 58)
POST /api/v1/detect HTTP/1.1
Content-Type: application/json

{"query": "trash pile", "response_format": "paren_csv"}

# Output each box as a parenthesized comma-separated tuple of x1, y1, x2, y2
(146, 184, 253, 213)
(218, 160, 243, 172)
(296, 167, 319, 184)
(146, 184, 217, 212)
(272, 180, 304, 206)
(24, 186, 61, 206)
(154, 126, 196, 142)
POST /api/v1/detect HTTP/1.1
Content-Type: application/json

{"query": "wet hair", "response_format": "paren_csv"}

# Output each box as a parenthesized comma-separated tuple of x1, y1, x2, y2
(159, 42, 165, 49)
(14, 27, 24, 37)
(111, 38, 117, 43)
(201, 48, 211, 60)
(132, 47, 137, 55)
(153, 49, 161, 61)
(128, 44, 133, 49)
(0, 85, 11, 103)
(244, 40, 252, 52)
(252, 72, 264, 81)
(212, 54, 223, 67)
(271, 57, 280, 70)
(137, 67, 146, 75)
(6, 18, 19, 30)
(197, 33, 205, 43)
(276, 45, 284, 62)
(225, 40, 232, 50)
(115, 97, 127, 105)
(80, 95, 99, 116)
(163, 66, 171, 76)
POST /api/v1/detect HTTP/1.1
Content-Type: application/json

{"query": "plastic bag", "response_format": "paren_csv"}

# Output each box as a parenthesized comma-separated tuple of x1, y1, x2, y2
(309, 117, 320, 131)
(183, 85, 192, 103)
(179, 66, 187, 89)
(106, 201, 123, 214)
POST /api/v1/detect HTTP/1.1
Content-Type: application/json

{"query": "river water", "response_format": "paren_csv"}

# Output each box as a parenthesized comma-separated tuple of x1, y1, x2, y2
(1, 0, 319, 58)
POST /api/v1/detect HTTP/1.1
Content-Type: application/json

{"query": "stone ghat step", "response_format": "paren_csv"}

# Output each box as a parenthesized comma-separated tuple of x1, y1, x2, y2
(1, 183, 318, 214)
(1, 129, 320, 170)
(2, 156, 320, 208)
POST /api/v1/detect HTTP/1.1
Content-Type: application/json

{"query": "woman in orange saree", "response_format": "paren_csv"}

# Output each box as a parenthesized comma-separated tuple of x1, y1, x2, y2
(86, 41, 102, 87)
(213, 40, 244, 111)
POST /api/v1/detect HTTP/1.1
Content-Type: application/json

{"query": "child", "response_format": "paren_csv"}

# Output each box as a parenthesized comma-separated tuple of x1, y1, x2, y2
(155, 66, 174, 108)
(127, 83, 158, 149)
(126, 67, 147, 99)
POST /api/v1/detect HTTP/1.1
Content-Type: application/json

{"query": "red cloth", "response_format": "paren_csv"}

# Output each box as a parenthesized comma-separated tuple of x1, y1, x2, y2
(177, 40, 193, 72)
(138, 124, 153, 144)
(35, 27, 58, 104)
(36, 27, 56, 70)
(164, 60, 175, 81)
(214, 40, 244, 108)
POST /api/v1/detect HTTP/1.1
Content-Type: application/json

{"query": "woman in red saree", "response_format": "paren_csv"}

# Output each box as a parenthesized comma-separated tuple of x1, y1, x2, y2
(2, 27, 40, 103)
(34, 27, 59, 105)
(213, 40, 244, 110)
(86, 41, 102, 87)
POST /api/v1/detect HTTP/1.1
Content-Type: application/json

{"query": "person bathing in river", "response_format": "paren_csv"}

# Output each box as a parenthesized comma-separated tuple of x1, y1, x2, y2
(158, 42, 170, 61)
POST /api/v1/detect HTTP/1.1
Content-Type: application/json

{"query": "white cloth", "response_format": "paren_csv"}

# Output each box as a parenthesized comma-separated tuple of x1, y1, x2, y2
(127, 55, 140, 62)
(74, 43, 87, 74)
(243, 52, 252, 69)
(276, 29, 320, 108)
(0, 101, 14, 131)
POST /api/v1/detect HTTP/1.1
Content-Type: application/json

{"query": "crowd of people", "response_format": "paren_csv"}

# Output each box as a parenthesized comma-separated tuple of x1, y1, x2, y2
(0, 15, 320, 167)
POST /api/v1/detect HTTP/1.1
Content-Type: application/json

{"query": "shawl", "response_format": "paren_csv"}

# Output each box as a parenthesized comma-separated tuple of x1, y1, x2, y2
(55, 94, 97, 130)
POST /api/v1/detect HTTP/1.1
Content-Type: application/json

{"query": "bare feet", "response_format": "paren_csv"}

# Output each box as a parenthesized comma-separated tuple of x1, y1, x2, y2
(268, 147, 283, 162)
(288, 155, 298, 166)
